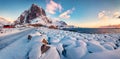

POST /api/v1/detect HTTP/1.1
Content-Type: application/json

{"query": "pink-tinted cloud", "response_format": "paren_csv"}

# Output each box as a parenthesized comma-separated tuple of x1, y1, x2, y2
(59, 8, 75, 19)
(46, 0, 62, 14)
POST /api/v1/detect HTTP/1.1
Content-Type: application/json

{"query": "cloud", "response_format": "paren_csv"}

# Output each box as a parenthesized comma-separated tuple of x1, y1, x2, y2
(46, 0, 62, 14)
(113, 11, 120, 18)
(98, 11, 105, 18)
(98, 11, 109, 20)
(118, 16, 120, 19)
(59, 8, 75, 19)
(98, 11, 120, 20)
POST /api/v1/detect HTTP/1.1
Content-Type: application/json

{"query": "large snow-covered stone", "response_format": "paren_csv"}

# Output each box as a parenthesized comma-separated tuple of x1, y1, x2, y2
(86, 40, 107, 53)
(66, 40, 87, 59)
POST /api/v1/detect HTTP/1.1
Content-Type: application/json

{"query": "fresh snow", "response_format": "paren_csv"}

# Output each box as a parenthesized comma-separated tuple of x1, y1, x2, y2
(82, 48, 120, 59)
(0, 27, 120, 59)
(30, 17, 47, 25)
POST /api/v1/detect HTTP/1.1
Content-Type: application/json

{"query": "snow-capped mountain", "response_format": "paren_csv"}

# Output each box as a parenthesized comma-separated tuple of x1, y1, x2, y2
(0, 17, 11, 26)
(15, 4, 51, 24)
(15, 4, 67, 27)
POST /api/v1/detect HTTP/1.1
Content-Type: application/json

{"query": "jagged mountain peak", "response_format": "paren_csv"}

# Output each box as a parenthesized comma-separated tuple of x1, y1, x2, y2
(30, 4, 46, 16)
(15, 4, 49, 24)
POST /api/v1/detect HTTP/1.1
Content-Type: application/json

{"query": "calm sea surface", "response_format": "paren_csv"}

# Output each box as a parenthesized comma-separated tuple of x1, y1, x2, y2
(63, 28, 120, 34)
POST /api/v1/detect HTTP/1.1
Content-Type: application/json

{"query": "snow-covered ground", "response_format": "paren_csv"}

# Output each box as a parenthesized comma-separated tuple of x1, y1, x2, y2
(0, 27, 120, 59)
(0, 27, 34, 50)
(0, 27, 29, 37)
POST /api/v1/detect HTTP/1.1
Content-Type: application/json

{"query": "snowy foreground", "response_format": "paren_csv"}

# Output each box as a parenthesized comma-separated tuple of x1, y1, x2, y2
(0, 27, 120, 59)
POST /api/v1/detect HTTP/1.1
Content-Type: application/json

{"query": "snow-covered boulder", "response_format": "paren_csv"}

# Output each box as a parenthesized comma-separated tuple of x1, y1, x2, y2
(40, 45, 60, 59)
(86, 40, 107, 53)
(103, 43, 114, 50)
(82, 48, 120, 59)
(55, 43, 64, 54)
(60, 36, 76, 46)
(29, 42, 60, 59)
(29, 42, 42, 59)
(48, 37, 60, 44)
(29, 33, 60, 59)
(66, 40, 87, 59)
(30, 32, 48, 44)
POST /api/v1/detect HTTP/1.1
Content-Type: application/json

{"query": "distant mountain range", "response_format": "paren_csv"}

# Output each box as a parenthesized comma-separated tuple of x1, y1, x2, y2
(100, 24, 120, 28)
(0, 17, 11, 26)
(14, 4, 67, 27)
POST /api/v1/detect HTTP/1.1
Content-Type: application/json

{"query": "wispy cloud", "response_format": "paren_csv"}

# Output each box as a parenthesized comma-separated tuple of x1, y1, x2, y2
(46, 0, 62, 14)
(113, 11, 120, 18)
(98, 11, 120, 20)
(59, 8, 75, 19)
(98, 11, 109, 20)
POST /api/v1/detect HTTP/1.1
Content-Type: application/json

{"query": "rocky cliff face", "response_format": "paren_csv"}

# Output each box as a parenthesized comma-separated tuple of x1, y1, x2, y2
(15, 4, 50, 24)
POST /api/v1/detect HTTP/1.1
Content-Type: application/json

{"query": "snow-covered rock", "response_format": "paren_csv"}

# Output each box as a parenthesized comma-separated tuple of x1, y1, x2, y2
(60, 36, 76, 46)
(82, 48, 120, 59)
(86, 40, 107, 53)
(29, 42, 42, 59)
(103, 43, 114, 50)
(29, 32, 60, 59)
(66, 40, 87, 59)
(40, 46, 60, 59)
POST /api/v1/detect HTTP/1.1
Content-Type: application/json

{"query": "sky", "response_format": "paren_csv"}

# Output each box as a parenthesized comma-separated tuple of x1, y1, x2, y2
(0, 0, 120, 28)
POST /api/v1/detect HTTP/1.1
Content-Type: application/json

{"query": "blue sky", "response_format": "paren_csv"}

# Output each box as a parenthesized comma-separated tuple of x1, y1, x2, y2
(0, 0, 120, 27)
